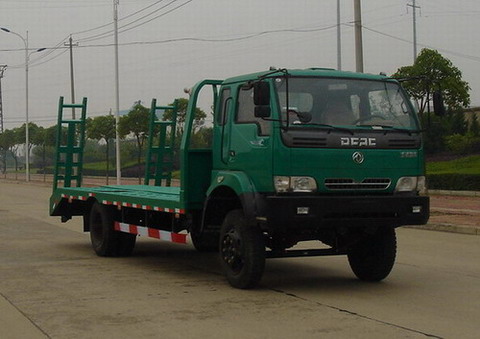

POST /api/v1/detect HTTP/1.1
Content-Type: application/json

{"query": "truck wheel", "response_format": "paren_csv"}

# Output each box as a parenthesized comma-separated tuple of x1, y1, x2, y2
(89, 202, 136, 257)
(219, 209, 265, 289)
(347, 227, 396, 282)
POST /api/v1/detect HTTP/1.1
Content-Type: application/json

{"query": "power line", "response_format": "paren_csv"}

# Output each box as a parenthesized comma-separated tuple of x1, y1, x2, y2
(361, 25, 480, 63)
(1, 24, 339, 54)
(71, 0, 168, 36)
(1, 0, 191, 69)
(6, 35, 71, 69)
(115, 0, 194, 36)
(77, 0, 188, 44)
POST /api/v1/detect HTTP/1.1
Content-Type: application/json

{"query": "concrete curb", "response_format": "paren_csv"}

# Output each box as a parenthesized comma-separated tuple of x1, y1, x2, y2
(429, 189, 480, 197)
(406, 224, 480, 236)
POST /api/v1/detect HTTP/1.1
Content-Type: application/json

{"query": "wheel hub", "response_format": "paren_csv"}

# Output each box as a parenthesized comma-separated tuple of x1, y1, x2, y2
(221, 230, 243, 273)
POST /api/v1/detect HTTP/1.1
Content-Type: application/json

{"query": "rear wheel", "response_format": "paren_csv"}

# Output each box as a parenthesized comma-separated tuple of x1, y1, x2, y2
(89, 202, 136, 257)
(219, 209, 265, 289)
(347, 227, 396, 281)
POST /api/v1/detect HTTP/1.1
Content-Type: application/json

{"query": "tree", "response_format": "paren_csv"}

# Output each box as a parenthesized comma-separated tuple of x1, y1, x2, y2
(0, 133, 6, 175)
(191, 127, 213, 149)
(17, 122, 41, 158)
(163, 98, 207, 134)
(449, 111, 468, 135)
(87, 115, 116, 184)
(118, 102, 150, 182)
(0, 128, 21, 178)
(32, 126, 46, 178)
(32, 125, 56, 181)
(0, 131, 8, 175)
(393, 48, 470, 114)
(161, 98, 210, 168)
(469, 113, 480, 137)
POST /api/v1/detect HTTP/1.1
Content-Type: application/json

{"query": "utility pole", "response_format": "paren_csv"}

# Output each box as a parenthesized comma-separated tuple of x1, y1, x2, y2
(64, 35, 78, 119)
(337, 0, 342, 70)
(114, 0, 121, 184)
(0, 65, 6, 174)
(0, 28, 45, 182)
(0, 65, 6, 134)
(25, 30, 30, 181)
(354, 0, 364, 73)
(407, 0, 420, 62)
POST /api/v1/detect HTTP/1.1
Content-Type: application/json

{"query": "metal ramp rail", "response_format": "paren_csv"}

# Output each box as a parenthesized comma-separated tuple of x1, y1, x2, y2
(144, 99, 178, 186)
(53, 97, 88, 191)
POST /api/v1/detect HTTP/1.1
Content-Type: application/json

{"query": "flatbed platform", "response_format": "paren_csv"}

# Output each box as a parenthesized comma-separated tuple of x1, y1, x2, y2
(50, 185, 185, 215)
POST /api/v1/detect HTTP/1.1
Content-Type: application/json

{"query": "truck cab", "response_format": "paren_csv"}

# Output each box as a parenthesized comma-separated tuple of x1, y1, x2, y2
(196, 68, 428, 287)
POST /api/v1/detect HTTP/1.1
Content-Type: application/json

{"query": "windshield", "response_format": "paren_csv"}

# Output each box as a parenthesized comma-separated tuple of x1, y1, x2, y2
(274, 77, 419, 130)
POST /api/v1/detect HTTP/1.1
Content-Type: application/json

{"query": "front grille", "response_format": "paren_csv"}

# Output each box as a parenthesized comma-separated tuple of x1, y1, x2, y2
(388, 138, 418, 148)
(325, 178, 391, 190)
(291, 137, 328, 147)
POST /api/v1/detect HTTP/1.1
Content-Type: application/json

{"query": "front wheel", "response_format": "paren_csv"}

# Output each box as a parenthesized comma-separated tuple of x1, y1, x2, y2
(347, 227, 397, 282)
(219, 209, 265, 289)
(89, 202, 136, 257)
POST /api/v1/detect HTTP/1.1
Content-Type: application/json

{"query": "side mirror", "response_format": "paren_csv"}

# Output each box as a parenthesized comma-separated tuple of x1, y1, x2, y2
(253, 81, 270, 106)
(254, 106, 271, 118)
(253, 81, 271, 118)
(433, 91, 446, 116)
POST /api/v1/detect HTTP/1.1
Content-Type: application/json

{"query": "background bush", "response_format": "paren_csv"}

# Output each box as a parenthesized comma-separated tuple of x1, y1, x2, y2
(427, 174, 480, 191)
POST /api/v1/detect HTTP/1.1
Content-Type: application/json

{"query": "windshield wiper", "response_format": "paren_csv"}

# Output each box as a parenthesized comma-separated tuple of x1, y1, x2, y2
(357, 125, 423, 135)
(290, 123, 354, 135)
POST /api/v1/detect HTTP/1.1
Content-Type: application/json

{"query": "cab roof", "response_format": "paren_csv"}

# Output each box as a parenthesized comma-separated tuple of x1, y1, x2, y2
(222, 68, 392, 85)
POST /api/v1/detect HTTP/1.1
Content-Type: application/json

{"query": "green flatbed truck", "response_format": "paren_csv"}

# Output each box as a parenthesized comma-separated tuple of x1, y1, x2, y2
(50, 68, 432, 289)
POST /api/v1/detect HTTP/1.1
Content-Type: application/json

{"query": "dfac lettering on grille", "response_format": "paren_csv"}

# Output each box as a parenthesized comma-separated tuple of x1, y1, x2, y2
(340, 137, 376, 147)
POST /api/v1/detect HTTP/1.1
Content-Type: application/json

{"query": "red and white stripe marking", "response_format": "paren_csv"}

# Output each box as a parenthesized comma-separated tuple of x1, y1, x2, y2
(60, 194, 185, 214)
(114, 222, 188, 244)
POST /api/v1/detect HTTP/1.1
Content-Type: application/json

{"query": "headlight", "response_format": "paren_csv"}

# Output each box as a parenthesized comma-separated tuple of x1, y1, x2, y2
(274, 176, 290, 193)
(274, 176, 317, 193)
(395, 176, 426, 194)
(291, 177, 317, 192)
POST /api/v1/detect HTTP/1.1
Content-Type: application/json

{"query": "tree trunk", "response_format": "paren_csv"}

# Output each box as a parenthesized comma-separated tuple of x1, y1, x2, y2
(1, 150, 5, 176)
(13, 155, 18, 180)
(106, 140, 110, 185)
(2, 149, 6, 178)
(42, 145, 46, 182)
(136, 136, 142, 184)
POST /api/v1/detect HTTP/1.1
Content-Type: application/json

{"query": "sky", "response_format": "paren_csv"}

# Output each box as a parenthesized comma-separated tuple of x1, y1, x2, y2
(0, 0, 479, 130)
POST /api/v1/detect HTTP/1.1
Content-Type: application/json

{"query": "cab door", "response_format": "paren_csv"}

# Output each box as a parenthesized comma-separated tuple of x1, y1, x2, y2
(226, 84, 273, 192)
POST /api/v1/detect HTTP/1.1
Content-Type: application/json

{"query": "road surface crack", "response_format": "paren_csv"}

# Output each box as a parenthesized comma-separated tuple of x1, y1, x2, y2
(271, 288, 443, 338)
(0, 292, 52, 339)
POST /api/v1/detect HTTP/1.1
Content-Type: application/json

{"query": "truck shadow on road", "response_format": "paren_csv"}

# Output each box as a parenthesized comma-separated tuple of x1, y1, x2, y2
(60, 238, 402, 293)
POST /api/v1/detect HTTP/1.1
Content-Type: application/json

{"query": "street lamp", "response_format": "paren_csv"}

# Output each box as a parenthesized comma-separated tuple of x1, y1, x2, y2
(1, 27, 46, 182)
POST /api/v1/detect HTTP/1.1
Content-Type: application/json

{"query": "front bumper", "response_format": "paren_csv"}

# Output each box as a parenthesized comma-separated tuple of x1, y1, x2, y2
(263, 194, 429, 232)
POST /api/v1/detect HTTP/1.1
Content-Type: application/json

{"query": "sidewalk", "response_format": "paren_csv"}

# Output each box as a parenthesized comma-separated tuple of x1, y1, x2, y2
(1, 174, 479, 236)
(419, 190, 480, 236)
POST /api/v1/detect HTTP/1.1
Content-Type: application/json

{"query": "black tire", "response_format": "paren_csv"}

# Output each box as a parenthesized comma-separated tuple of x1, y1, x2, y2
(89, 202, 136, 257)
(347, 227, 397, 282)
(219, 209, 265, 289)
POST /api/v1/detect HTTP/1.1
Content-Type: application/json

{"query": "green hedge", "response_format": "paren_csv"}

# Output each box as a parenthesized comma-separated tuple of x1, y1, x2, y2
(427, 174, 480, 191)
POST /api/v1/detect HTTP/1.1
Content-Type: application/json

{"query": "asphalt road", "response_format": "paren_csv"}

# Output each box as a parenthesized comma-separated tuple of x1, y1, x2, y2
(0, 181, 479, 339)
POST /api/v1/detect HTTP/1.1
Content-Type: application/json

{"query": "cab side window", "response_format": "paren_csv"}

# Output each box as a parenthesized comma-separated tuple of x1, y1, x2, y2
(236, 86, 270, 135)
